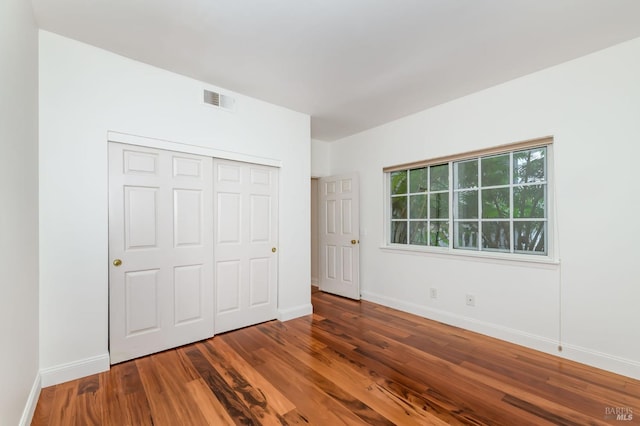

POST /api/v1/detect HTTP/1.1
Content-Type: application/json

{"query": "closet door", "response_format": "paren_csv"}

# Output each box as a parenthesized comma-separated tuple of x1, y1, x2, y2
(108, 143, 214, 364)
(213, 159, 278, 333)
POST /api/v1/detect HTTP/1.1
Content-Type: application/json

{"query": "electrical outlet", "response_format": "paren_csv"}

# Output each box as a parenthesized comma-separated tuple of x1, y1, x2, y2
(430, 288, 438, 299)
(465, 294, 475, 307)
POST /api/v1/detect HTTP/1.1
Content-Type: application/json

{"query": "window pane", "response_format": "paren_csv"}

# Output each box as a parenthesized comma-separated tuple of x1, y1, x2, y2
(514, 221, 546, 253)
(430, 164, 449, 191)
(455, 190, 478, 219)
(430, 221, 449, 247)
(391, 171, 407, 194)
(430, 193, 448, 219)
(409, 221, 429, 245)
(514, 185, 545, 218)
(481, 154, 509, 187)
(409, 194, 427, 219)
(481, 188, 510, 218)
(455, 160, 478, 189)
(514, 148, 546, 184)
(391, 221, 407, 244)
(409, 168, 428, 193)
(481, 221, 510, 251)
(392, 196, 407, 219)
(454, 221, 478, 249)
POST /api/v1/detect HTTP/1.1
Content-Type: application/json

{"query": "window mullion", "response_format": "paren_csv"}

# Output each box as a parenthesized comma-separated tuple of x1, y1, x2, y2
(509, 152, 514, 253)
(425, 167, 431, 246)
(408, 170, 412, 245)
(449, 163, 454, 252)
(477, 159, 482, 252)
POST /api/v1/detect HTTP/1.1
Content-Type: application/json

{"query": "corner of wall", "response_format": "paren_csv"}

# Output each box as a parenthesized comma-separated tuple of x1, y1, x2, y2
(39, 353, 110, 387)
(19, 373, 41, 426)
(278, 304, 313, 322)
(311, 139, 331, 177)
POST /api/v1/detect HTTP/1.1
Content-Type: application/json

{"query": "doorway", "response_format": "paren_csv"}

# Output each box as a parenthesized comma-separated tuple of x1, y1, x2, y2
(312, 173, 361, 300)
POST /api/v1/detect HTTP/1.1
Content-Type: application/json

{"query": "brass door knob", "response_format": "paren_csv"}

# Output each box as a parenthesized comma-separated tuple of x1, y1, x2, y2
(113, 259, 122, 267)
(272, 247, 277, 253)
(351, 240, 357, 244)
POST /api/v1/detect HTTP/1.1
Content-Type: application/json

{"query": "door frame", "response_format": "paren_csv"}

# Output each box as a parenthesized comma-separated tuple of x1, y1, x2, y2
(108, 131, 282, 168)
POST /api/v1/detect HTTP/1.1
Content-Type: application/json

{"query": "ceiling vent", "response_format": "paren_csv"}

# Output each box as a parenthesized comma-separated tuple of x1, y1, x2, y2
(204, 89, 235, 111)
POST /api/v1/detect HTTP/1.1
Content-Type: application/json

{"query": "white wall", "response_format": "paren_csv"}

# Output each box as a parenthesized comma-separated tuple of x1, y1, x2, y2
(0, 0, 40, 423)
(39, 31, 311, 385)
(330, 37, 640, 379)
(311, 138, 331, 177)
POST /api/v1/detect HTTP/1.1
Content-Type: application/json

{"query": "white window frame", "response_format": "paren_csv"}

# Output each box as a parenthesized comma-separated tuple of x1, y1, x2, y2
(383, 137, 557, 264)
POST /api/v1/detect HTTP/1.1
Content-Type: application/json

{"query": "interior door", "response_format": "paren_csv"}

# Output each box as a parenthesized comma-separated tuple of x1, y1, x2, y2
(318, 173, 360, 299)
(213, 159, 278, 334)
(108, 143, 214, 364)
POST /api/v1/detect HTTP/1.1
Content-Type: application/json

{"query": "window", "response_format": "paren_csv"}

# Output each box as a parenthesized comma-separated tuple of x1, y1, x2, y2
(386, 138, 551, 258)
(390, 164, 449, 247)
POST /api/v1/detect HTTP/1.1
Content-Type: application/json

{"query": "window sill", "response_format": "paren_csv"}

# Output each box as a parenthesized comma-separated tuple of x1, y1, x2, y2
(380, 244, 560, 268)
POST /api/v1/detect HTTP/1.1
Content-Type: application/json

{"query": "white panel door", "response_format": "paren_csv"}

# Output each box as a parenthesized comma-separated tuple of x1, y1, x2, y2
(318, 173, 360, 299)
(109, 143, 214, 364)
(214, 159, 278, 334)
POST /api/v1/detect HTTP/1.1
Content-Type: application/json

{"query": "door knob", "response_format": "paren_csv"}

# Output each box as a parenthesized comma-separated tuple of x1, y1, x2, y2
(272, 247, 277, 253)
(113, 259, 122, 267)
(351, 240, 357, 244)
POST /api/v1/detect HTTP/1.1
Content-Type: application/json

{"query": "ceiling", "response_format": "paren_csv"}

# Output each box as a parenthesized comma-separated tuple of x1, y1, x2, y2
(31, 1, 640, 141)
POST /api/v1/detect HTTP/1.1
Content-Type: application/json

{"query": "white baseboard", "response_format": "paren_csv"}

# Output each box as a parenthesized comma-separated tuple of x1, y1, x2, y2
(278, 303, 313, 322)
(40, 353, 110, 387)
(558, 343, 640, 380)
(361, 290, 640, 381)
(19, 373, 41, 426)
(311, 277, 319, 286)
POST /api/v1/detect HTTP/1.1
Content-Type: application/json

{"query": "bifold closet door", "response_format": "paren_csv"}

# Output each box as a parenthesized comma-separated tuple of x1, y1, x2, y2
(213, 159, 279, 334)
(108, 143, 214, 364)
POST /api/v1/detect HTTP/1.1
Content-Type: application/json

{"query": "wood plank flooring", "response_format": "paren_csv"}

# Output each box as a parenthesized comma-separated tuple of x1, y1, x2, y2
(32, 287, 640, 425)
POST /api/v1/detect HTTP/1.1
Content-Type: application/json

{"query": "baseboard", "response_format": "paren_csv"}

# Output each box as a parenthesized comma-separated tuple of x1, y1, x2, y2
(361, 290, 640, 381)
(19, 373, 41, 426)
(311, 277, 319, 286)
(40, 353, 110, 387)
(278, 303, 313, 322)
(558, 343, 640, 380)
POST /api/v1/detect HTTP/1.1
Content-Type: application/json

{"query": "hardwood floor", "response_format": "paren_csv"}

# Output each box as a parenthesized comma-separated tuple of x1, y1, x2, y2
(33, 288, 639, 425)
